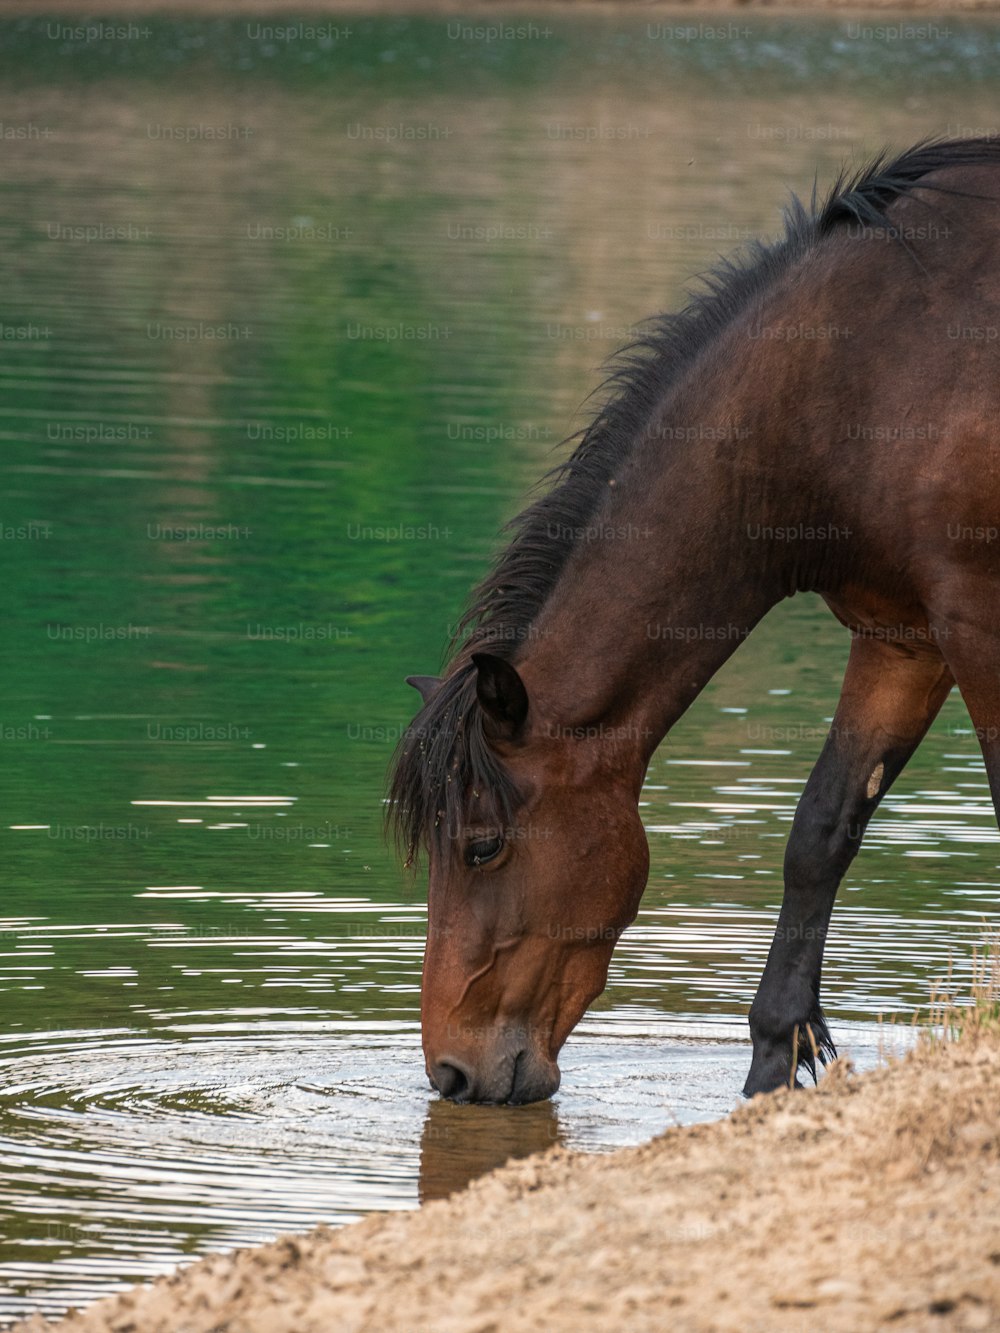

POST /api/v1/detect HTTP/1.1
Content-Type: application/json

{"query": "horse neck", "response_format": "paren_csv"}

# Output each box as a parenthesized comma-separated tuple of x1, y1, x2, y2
(517, 357, 794, 768)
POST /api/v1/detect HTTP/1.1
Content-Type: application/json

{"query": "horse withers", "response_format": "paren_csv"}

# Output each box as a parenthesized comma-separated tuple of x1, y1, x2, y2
(391, 138, 1000, 1104)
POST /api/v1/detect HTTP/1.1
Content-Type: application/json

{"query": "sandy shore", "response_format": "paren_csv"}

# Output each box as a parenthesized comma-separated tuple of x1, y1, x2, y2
(18, 1030, 1000, 1333)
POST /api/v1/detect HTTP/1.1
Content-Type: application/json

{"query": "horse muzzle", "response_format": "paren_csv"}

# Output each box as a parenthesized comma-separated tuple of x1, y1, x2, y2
(427, 1036, 560, 1105)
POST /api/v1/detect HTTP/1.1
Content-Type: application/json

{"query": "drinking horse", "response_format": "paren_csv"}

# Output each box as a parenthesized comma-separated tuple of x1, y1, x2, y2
(390, 138, 1000, 1103)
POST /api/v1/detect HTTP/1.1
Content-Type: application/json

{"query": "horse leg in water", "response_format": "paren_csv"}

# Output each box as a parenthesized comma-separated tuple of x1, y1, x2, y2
(744, 636, 954, 1095)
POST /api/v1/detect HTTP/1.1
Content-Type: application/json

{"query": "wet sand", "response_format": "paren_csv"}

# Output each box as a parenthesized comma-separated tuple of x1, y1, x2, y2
(19, 1030, 1000, 1333)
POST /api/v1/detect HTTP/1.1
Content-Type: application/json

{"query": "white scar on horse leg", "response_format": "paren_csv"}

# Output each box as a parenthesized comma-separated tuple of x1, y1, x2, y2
(866, 761, 884, 800)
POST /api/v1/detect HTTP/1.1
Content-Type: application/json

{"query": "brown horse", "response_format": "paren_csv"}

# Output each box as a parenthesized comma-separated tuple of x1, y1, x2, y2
(390, 138, 1000, 1104)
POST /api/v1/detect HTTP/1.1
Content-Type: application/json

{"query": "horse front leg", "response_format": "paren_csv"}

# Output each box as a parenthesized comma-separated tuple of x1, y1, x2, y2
(744, 639, 953, 1096)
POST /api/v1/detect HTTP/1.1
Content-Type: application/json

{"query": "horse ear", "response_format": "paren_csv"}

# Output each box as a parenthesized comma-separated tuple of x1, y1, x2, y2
(405, 675, 442, 705)
(472, 653, 528, 737)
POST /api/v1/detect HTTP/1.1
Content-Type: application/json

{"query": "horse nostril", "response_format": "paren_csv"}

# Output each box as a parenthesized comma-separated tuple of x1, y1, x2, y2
(431, 1060, 471, 1101)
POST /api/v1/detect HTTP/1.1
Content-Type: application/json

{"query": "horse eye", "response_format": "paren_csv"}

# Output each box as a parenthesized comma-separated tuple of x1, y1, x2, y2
(465, 835, 503, 867)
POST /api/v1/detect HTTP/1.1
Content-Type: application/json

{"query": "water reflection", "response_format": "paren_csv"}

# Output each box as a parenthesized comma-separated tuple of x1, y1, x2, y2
(419, 1099, 562, 1203)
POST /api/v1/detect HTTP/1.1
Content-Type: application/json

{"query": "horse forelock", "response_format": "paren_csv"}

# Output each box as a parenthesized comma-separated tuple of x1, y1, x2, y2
(387, 661, 521, 864)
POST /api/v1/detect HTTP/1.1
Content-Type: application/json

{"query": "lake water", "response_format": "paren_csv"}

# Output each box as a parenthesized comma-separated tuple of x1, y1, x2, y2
(2, 10, 1000, 1325)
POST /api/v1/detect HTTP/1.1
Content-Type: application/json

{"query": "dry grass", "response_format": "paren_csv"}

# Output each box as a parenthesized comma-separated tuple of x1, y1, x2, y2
(872, 928, 1000, 1069)
(924, 931, 1000, 1045)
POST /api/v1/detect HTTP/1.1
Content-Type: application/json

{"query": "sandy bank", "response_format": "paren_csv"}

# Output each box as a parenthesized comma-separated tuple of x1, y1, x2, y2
(18, 1031, 1000, 1333)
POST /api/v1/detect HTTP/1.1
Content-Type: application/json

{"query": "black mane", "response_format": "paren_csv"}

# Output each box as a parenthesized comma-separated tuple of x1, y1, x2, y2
(388, 137, 1000, 862)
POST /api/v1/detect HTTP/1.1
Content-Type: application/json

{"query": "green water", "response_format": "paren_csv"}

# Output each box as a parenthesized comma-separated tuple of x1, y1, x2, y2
(2, 10, 1000, 1324)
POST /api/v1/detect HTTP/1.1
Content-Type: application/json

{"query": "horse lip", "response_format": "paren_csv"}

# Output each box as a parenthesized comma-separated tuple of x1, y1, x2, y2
(508, 1049, 561, 1105)
(507, 1049, 525, 1103)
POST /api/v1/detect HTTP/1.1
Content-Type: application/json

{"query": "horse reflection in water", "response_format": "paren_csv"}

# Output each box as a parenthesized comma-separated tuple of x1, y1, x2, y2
(418, 1099, 562, 1202)
(390, 139, 1000, 1104)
